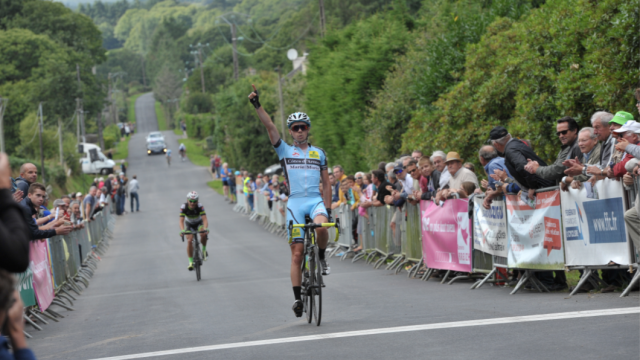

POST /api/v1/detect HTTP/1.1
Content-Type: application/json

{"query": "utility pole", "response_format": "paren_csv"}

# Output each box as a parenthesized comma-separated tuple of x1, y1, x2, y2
(76, 64, 85, 142)
(141, 55, 147, 88)
(76, 98, 81, 144)
(97, 110, 104, 150)
(107, 73, 112, 126)
(38, 103, 46, 185)
(276, 66, 286, 139)
(58, 118, 64, 166)
(318, 0, 326, 37)
(231, 24, 239, 80)
(0, 97, 6, 153)
(198, 48, 206, 92)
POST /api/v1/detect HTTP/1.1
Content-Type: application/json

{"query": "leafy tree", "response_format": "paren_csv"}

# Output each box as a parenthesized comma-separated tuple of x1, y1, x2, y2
(304, 9, 411, 172)
(403, 0, 640, 168)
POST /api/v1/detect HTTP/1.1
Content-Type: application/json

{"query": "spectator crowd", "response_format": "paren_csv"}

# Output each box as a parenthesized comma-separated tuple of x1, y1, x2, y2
(222, 90, 640, 295)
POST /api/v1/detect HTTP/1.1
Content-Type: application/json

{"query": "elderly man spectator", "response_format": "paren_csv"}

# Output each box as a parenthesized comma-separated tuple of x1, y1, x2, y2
(567, 111, 625, 179)
(416, 156, 441, 201)
(52, 199, 70, 221)
(525, 117, 582, 183)
(431, 151, 450, 189)
(15, 163, 37, 195)
(84, 186, 98, 220)
(436, 152, 478, 202)
(411, 150, 423, 162)
(560, 128, 601, 191)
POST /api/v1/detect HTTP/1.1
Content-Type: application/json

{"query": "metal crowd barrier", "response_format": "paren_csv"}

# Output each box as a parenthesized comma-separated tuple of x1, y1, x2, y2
(329, 204, 355, 259)
(20, 200, 116, 337)
(247, 192, 288, 238)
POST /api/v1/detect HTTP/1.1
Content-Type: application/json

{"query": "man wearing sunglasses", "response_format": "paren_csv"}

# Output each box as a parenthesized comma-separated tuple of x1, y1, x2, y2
(524, 116, 582, 181)
(248, 85, 332, 318)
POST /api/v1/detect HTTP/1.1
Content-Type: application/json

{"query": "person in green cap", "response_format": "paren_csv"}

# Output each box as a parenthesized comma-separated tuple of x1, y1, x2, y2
(606, 111, 635, 172)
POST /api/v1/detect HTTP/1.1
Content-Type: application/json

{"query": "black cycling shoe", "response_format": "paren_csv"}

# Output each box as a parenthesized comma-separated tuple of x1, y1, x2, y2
(292, 300, 303, 317)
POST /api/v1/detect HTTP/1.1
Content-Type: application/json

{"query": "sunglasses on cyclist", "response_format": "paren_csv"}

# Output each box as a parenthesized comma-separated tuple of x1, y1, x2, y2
(291, 125, 308, 132)
(188, 199, 198, 203)
(556, 129, 570, 136)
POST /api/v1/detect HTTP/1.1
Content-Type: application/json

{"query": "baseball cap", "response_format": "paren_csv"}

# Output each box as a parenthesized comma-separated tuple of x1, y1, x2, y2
(613, 120, 640, 133)
(393, 164, 404, 173)
(234, 171, 240, 175)
(76, 192, 82, 197)
(610, 111, 634, 126)
(119, 172, 124, 176)
(489, 126, 508, 140)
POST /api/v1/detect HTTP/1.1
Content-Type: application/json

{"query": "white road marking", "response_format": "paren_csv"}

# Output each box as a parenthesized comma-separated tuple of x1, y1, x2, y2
(90, 307, 640, 360)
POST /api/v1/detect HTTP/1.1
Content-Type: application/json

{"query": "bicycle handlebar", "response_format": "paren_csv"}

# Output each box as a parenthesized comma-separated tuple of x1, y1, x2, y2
(180, 229, 208, 242)
(287, 218, 340, 244)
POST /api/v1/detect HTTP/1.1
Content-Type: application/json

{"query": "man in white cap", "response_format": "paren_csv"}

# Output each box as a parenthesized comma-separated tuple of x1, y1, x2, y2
(76, 192, 84, 218)
(611, 120, 640, 178)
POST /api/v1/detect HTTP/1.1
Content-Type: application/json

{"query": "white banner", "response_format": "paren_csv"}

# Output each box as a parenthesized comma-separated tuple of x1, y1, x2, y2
(473, 196, 508, 258)
(506, 190, 565, 270)
(560, 178, 633, 266)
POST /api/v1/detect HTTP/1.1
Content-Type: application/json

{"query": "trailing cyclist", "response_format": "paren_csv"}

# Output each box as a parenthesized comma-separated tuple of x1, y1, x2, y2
(248, 84, 332, 318)
(179, 143, 186, 161)
(179, 191, 209, 270)
(166, 148, 172, 166)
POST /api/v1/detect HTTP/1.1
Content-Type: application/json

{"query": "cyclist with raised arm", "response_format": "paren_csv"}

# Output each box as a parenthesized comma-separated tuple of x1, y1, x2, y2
(248, 84, 332, 318)
(179, 191, 209, 270)
(178, 143, 186, 161)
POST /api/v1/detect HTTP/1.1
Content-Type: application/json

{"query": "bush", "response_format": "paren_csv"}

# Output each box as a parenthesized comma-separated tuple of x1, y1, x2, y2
(185, 92, 213, 114)
(183, 113, 214, 139)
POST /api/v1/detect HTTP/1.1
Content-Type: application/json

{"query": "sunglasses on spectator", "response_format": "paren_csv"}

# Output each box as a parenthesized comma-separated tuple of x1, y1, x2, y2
(394, 169, 403, 174)
(407, 168, 417, 174)
(355, 177, 362, 180)
(291, 125, 308, 132)
(556, 129, 570, 136)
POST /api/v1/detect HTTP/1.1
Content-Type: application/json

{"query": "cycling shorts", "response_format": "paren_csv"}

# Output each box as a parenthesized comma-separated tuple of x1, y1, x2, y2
(185, 219, 203, 232)
(286, 196, 328, 244)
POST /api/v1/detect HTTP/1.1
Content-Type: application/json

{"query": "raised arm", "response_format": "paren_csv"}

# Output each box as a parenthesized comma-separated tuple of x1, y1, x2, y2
(248, 84, 281, 146)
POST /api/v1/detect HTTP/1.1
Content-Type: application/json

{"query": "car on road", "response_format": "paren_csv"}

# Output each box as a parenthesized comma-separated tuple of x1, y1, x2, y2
(146, 131, 164, 143)
(147, 140, 167, 155)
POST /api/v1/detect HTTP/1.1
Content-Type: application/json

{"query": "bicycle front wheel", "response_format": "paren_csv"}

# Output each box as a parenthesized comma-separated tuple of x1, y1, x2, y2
(193, 238, 202, 281)
(314, 249, 323, 326)
(306, 251, 316, 324)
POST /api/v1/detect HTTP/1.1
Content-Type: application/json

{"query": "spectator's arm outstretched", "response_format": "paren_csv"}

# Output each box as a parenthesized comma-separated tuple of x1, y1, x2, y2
(249, 84, 280, 146)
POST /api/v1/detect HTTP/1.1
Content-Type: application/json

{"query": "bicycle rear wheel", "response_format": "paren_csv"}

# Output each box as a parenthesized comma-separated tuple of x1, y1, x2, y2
(314, 249, 323, 326)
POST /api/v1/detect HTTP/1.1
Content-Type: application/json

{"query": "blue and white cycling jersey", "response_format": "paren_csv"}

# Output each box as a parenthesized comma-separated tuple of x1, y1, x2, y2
(166, 149, 172, 156)
(273, 139, 328, 199)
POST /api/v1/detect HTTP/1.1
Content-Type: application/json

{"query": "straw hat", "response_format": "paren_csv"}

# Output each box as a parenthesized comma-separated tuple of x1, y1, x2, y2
(444, 151, 464, 163)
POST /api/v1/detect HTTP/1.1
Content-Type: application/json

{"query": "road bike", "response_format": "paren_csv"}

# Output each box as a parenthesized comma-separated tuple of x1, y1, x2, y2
(289, 216, 340, 326)
(181, 229, 208, 281)
(179, 149, 186, 162)
(166, 155, 171, 166)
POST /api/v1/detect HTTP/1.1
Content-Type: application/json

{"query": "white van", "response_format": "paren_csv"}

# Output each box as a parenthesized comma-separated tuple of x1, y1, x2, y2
(78, 143, 116, 175)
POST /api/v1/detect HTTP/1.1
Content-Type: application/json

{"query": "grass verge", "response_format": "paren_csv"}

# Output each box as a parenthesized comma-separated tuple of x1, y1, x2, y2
(207, 180, 223, 195)
(177, 138, 211, 167)
(155, 101, 167, 131)
(174, 127, 182, 136)
(128, 93, 144, 123)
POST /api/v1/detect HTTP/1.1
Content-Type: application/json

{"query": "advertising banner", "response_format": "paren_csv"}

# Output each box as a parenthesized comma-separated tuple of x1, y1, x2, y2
(420, 199, 472, 272)
(506, 190, 565, 270)
(30, 240, 55, 311)
(13, 270, 36, 307)
(560, 178, 633, 266)
(473, 196, 508, 257)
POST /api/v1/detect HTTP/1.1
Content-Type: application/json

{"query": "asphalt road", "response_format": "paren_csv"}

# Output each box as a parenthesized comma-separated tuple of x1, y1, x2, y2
(28, 94, 639, 360)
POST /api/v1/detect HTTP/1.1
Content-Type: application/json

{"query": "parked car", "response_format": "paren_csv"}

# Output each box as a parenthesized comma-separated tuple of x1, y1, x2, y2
(147, 140, 167, 155)
(79, 143, 116, 175)
(146, 131, 164, 143)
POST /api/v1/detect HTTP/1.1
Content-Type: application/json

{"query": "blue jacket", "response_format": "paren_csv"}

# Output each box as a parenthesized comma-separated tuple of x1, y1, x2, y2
(484, 157, 511, 190)
(0, 337, 36, 360)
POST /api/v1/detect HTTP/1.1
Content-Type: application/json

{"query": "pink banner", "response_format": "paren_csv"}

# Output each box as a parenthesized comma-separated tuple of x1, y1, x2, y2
(420, 199, 472, 272)
(29, 240, 54, 311)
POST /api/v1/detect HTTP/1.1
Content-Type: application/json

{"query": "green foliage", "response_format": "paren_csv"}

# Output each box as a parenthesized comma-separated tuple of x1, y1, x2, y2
(184, 92, 213, 114)
(364, 0, 539, 165)
(305, 12, 412, 172)
(212, 73, 280, 173)
(183, 113, 214, 139)
(403, 0, 640, 168)
(155, 101, 168, 131)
